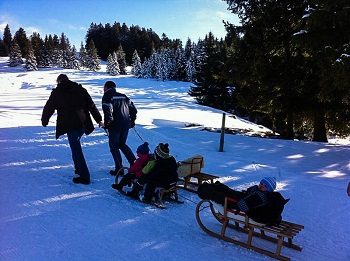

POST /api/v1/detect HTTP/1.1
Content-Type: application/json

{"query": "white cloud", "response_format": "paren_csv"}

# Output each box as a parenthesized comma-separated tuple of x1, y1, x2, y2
(0, 15, 42, 36)
(0, 14, 18, 35)
(48, 18, 86, 31)
(67, 24, 86, 31)
(194, 9, 237, 24)
(25, 26, 41, 35)
(216, 10, 234, 21)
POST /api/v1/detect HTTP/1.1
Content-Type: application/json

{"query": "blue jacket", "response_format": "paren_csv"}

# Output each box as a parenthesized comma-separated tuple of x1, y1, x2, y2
(102, 88, 137, 130)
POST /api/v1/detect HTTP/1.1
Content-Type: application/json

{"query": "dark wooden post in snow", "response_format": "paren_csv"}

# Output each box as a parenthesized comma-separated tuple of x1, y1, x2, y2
(219, 113, 226, 152)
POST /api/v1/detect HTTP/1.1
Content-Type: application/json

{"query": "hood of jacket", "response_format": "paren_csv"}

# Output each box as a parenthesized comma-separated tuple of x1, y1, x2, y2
(57, 80, 80, 91)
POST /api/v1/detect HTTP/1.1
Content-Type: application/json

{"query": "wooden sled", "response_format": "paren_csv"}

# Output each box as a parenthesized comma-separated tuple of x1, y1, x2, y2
(114, 167, 182, 207)
(195, 199, 304, 261)
(114, 167, 129, 185)
(177, 155, 219, 192)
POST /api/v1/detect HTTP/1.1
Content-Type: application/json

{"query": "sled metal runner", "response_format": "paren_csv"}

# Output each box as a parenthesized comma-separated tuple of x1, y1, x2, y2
(195, 199, 304, 261)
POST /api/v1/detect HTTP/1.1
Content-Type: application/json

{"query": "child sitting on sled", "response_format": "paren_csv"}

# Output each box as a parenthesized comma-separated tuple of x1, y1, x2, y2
(198, 177, 288, 225)
(127, 143, 178, 203)
(112, 142, 152, 192)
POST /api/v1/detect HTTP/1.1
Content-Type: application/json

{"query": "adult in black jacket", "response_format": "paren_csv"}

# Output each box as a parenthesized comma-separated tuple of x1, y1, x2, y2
(102, 81, 137, 175)
(41, 74, 103, 184)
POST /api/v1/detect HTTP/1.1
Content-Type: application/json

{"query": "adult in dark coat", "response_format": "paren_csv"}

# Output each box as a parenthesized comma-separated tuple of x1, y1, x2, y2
(41, 74, 103, 184)
(102, 81, 137, 175)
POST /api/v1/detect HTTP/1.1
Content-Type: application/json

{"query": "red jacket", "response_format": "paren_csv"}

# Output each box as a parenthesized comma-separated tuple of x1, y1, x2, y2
(128, 154, 151, 178)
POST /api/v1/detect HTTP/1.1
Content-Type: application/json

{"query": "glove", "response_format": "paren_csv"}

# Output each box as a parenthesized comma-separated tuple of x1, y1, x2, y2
(130, 120, 135, 128)
(42, 121, 47, 127)
(98, 121, 105, 128)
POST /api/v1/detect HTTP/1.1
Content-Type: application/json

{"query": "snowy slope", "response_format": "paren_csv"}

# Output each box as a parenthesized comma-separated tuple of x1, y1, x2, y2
(0, 57, 349, 261)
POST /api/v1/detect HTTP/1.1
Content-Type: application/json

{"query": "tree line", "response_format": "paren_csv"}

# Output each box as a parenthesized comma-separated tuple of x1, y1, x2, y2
(0, 22, 206, 81)
(0, 25, 101, 71)
(1, 0, 349, 142)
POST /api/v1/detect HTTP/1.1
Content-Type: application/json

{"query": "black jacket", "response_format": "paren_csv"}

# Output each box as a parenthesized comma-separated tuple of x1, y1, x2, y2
(197, 182, 288, 225)
(41, 80, 102, 139)
(102, 88, 137, 130)
(147, 156, 178, 185)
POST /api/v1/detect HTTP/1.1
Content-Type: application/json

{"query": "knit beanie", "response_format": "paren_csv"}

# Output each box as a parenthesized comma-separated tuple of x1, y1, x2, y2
(154, 143, 170, 159)
(104, 81, 116, 89)
(260, 177, 277, 192)
(137, 142, 150, 155)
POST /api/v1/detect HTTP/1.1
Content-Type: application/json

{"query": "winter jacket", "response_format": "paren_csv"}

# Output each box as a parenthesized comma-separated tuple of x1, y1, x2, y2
(197, 182, 288, 225)
(102, 88, 137, 130)
(128, 154, 151, 178)
(142, 156, 178, 185)
(236, 185, 268, 212)
(41, 80, 102, 139)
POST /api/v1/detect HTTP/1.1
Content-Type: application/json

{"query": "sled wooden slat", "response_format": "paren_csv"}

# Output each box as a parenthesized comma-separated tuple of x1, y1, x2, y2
(183, 172, 219, 190)
(195, 199, 304, 261)
(159, 184, 179, 202)
(178, 156, 218, 191)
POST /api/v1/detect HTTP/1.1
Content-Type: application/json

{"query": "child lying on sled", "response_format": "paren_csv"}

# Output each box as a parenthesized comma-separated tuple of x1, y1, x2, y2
(198, 177, 289, 225)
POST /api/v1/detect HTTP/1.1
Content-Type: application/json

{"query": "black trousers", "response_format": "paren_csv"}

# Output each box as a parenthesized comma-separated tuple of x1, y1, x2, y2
(119, 172, 136, 188)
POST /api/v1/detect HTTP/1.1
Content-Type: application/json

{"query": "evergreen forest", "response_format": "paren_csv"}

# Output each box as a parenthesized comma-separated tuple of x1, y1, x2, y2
(0, 0, 349, 142)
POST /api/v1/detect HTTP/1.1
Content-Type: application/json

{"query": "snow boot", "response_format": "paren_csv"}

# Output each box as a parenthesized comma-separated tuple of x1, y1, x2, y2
(72, 177, 90, 185)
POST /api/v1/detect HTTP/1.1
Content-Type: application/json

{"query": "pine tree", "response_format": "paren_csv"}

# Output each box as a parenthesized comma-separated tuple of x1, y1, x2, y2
(3, 24, 12, 56)
(0, 39, 6, 56)
(24, 44, 38, 71)
(189, 33, 234, 111)
(224, 0, 307, 139)
(131, 49, 142, 77)
(79, 42, 88, 68)
(61, 37, 73, 68)
(30, 32, 44, 67)
(184, 38, 193, 60)
(53, 49, 64, 67)
(42, 35, 54, 67)
(106, 52, 120, 75)
(13, 27, 30, 58)
(65, 45, 80, 70)
(155, 50, 167, 80)
(185, 50, 196, 82)
(116, 44, 127, 74)
(295, 0, 350, 140)
(193, 40, 206, 76)
(9, 40, 23, 66)
(174, 47, 186, 80)
(141, 56, 153, 78)
(86, 39, 100, 71)
(50, 34, 62, 67)
(106, 53, 112, 74)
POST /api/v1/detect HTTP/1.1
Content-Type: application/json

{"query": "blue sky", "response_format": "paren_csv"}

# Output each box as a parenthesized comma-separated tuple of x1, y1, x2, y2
(0, 0, 239, 47)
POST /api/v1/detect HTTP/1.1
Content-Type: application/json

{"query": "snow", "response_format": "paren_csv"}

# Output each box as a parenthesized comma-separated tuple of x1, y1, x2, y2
(0, 57, 349, 261)
(293, 30, 308, 36)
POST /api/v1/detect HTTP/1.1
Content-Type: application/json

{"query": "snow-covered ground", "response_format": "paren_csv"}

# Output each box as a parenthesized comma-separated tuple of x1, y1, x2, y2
(0, 57, 349, 261)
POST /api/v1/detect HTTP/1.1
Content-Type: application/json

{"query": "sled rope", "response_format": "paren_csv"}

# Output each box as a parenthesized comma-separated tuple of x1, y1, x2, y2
(133, 127, 144, 142)
(177, 194, 200, 205)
